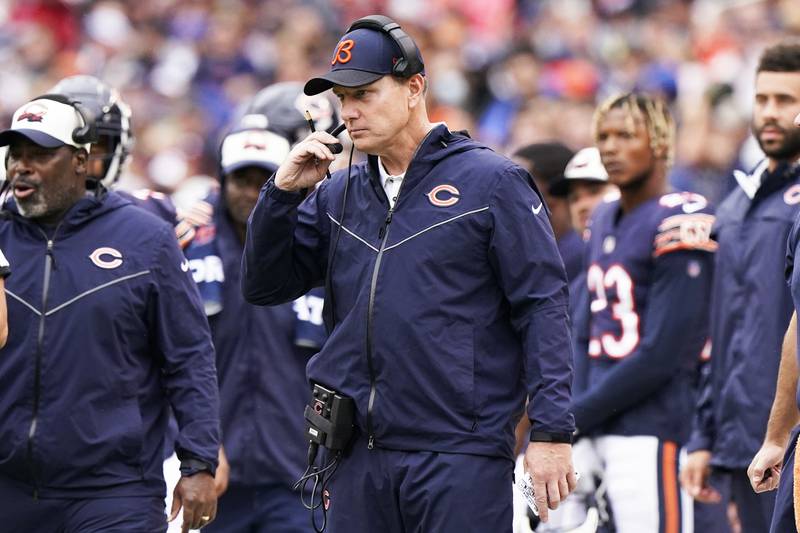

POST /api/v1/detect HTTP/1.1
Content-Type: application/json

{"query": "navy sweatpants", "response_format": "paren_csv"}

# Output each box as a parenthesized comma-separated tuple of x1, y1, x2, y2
(326, 438, 513, 533)
(0, 475, 165, 533)
(769, 425, 800, 533)
(204, 482, 308, 533)
(693, 500, 730, 533)
(697, 466, 776, 533)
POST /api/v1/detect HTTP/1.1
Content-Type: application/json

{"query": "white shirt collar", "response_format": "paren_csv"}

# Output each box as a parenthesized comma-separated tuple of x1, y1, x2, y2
(377, 157, 405, 208)
(377, 157, 405, 188)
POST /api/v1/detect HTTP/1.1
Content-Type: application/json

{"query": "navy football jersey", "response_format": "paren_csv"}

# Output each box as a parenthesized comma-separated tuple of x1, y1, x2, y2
(118, 188, 196, 248)
(574, 192, 716, 442)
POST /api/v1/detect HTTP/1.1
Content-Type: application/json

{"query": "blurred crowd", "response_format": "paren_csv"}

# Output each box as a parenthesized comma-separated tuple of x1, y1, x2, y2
(0, 0, 798, 206)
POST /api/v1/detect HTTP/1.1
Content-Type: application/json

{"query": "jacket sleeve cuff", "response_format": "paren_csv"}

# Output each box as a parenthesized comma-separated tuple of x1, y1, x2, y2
(685, 432, 713, 454)
(266, 177, 307, 205)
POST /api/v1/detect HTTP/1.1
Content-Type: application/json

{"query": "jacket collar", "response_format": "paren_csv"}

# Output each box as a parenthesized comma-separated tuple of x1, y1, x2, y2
(754, 159, 800, 200)
(3, 190, 131, 239)
(363, 124, 485, 206)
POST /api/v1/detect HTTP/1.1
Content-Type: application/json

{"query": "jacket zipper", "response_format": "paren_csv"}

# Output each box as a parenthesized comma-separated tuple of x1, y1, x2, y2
(366, 208, 394, 450)
(28, 229, 59, 497)
(365, 135, 435, 449)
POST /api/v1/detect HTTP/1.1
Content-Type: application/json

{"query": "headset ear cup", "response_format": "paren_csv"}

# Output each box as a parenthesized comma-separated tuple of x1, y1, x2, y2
(73, 125, 91, 145)
(71, 101, 98, 145)
(393, 58, 408, 77)
(347, 15, 422, 79)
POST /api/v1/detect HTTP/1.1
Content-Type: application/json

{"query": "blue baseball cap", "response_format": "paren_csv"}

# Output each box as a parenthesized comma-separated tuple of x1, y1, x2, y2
(304, 27, 425, 96)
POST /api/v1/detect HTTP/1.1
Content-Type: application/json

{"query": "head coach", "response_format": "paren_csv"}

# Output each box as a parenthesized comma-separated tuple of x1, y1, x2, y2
(241, 15, 577, 532)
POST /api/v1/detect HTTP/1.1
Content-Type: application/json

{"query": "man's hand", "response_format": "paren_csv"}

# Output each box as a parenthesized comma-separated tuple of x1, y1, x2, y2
(274, 131, 339, 192)
(748, 441, 785, 493)
(679, 450, 721, 503)
(169, 472, 217, 532)
(524, 441, 577, 523)
(214, 446, 230, 497)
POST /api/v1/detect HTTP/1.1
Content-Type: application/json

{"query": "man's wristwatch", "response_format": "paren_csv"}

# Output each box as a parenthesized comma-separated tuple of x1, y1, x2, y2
(179, 457, 216, 477)
(529, 431, 573, 444)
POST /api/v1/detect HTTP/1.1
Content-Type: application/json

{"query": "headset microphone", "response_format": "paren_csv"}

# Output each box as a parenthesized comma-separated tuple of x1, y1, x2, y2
(328, 123, 346, 154)
(305, 111, 345, 155)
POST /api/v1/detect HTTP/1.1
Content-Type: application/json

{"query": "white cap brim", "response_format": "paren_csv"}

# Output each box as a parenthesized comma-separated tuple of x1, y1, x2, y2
(220, 130, 291, 175)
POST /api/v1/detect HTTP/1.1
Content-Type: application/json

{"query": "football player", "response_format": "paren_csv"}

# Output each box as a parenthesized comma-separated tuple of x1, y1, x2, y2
(49, 75, 198, 247)
(569, 93, 716, 533)
(184, 82, 338, 532)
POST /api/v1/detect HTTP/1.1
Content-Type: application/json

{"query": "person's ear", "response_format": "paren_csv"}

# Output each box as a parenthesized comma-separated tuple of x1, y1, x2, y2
(408, 74, 426, 108)
(653, 144, 668, 160)
(73, 148, 88, 176)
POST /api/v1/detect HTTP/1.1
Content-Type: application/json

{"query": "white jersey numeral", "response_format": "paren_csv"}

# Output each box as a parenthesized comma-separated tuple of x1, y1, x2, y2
(587, 264, 640, 358)
(293, 295, 325, 326)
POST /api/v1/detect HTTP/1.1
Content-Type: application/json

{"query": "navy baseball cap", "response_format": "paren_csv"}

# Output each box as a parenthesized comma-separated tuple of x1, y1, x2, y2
(304, 27, 425, 96)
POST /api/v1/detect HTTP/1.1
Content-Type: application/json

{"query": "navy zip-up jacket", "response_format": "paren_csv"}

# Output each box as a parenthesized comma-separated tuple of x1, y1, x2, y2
(0, 191, 220, 497)
(689, 161, 800, 468)
(242, 125, 574, 459)
(185, 193, 325, 487)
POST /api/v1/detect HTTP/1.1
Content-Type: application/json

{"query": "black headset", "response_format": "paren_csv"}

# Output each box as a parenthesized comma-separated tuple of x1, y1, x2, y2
(31, 94, 98, 146)
(346, 15, 424, 78)
(322, 17, 422, 331)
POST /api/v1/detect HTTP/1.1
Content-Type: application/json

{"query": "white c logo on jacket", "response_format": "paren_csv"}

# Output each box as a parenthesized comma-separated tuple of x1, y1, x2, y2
(427, 184, 460, 207)
(89, 247, 123, 269)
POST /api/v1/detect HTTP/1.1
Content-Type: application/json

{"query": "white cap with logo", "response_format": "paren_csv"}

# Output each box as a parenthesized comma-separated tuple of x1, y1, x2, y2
(220, 129, 291, 175)
(564, 147, 609, 182)
(550, 147, 609, 196)
(0, 97, 91, 151)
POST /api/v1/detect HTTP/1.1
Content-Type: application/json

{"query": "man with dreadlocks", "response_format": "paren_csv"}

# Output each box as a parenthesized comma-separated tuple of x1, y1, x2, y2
(562, 92, 716, 532)
(680, 42, 800, 533)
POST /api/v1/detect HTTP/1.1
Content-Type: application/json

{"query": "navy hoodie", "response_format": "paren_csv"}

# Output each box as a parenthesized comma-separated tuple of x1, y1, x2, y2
(0, 191, 220, 497)
(689, 161, 800, 468)
(242, 125, 574, 459)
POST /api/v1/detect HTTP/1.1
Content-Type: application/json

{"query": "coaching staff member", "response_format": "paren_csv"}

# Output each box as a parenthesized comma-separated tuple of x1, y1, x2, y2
(0, 94, 220, 532)
(242, 15, 576, 532)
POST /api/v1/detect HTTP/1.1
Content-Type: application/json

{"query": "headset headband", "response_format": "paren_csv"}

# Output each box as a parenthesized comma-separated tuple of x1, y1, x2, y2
(33, 94, 98, 146)
(346, 15, 423, 78)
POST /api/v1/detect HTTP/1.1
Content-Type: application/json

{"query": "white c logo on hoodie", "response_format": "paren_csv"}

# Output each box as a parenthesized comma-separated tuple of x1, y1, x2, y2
(89, 247, 123, 269)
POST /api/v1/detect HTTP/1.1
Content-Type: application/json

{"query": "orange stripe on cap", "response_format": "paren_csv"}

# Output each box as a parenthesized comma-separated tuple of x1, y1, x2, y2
(662, 441, 680, 533)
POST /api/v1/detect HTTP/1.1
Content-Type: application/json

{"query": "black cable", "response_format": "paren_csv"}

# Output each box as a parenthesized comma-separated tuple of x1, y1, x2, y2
(292, 449, 342, 533)
(323, 143, 354, 330)
(311, 451, 341, 532)
(293, 452, 340, 495)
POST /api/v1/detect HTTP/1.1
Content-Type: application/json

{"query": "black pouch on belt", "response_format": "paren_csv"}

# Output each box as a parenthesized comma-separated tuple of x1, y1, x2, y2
(304, 383, 355, 452)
